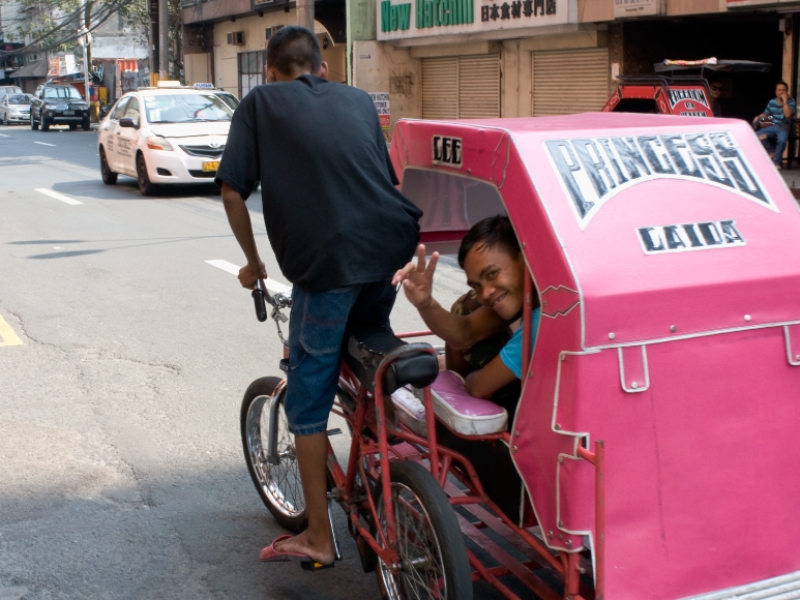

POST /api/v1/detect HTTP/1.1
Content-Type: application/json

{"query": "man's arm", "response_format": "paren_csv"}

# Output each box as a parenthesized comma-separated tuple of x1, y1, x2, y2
(392, 245, 506, 349)
(465, 354, 517, 399)
(221, 182, 266, 289)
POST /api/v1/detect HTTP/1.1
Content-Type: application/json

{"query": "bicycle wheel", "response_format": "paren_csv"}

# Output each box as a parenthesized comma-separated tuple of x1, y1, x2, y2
(241, 376, 307, 532)
(375, 461, 472, 600)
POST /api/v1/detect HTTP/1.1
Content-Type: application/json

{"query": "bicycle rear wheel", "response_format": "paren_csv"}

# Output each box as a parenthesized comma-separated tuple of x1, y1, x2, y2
(241, 376, 308, 532)
(376, 461, 472, 600)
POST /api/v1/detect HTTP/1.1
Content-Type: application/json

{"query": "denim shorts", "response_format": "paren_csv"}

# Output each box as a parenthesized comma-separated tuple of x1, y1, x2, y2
(284, 280, 396, 435)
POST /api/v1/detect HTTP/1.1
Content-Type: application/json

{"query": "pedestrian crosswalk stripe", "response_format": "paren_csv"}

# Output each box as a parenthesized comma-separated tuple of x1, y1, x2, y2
(0, 315, 22, 347)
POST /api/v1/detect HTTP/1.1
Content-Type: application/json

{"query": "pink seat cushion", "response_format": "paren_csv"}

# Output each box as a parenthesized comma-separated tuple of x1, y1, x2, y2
(430, 371, 508, 435)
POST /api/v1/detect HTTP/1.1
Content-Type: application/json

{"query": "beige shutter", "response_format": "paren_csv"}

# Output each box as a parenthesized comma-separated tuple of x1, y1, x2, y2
(532, 48, 609, 117)
(422, 57, 458, 120)
(422, 55, 500, 119)
(459, 55, 500, 118)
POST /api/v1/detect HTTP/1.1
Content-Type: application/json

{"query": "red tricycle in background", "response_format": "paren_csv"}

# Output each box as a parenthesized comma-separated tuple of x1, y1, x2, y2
(242, 111, 800, 600)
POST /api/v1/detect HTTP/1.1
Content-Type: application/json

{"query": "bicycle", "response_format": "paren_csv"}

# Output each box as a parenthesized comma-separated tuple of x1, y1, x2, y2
(240, 280, 473, 599)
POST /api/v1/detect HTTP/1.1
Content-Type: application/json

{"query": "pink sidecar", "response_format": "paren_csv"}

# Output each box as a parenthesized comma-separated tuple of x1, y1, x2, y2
(390, 113, 800, 600)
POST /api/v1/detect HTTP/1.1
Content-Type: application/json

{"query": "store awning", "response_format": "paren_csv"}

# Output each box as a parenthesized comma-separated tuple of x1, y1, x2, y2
(9, 60, 48, 79)
(118, 59, 139, 73)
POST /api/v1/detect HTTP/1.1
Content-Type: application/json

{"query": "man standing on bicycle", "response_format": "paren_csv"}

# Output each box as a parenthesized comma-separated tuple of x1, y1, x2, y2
(216, 26, 421, 568)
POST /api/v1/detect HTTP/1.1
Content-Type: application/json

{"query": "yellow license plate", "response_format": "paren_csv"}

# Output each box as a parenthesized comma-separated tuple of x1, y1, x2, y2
(202, 161, 220, 172)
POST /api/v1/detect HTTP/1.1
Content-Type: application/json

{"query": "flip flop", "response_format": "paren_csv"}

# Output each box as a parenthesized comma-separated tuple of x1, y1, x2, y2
(259, 535, 335, 571)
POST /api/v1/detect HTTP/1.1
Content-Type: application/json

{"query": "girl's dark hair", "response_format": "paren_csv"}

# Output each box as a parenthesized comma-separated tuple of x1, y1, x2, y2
(266, 25, 321, 76)
(457, 215, 520, 269)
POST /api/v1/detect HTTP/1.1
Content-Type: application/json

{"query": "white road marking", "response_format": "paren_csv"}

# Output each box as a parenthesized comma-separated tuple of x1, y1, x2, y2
(0, 133, 9, 138)
(205, 259, 291, 293)
(35, 188, 83, 205)
(33, 141, 56, 147)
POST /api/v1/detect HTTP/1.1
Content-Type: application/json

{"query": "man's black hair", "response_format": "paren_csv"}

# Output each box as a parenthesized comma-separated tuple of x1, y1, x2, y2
(457, 215, 520, 269)
(778, 80, 790, 89)
(266, 25, 321, 76)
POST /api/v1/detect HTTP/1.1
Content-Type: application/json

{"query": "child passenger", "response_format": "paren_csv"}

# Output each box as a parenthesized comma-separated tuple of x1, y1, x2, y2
(392, 215, 541, 409)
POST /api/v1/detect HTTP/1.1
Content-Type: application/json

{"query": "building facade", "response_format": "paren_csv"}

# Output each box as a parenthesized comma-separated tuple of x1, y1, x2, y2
(356, 0, 798, 130)
(181, 0, 346, 96)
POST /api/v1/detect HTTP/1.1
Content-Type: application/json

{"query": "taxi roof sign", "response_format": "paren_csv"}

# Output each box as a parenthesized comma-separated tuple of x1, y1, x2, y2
(193, 82, 215, 89)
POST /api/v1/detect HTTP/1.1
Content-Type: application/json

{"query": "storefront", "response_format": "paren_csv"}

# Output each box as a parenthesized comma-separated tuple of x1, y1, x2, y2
(356, 0, 611, 130)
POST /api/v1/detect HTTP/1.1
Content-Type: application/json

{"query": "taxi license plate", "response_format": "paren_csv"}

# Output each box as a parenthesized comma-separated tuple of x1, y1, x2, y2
(202, 161, 220, 173)
(63, 110, 75, 115)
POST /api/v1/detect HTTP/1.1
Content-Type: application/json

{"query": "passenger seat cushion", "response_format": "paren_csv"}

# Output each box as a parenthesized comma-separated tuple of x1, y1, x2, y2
(429, 371, 508, 436)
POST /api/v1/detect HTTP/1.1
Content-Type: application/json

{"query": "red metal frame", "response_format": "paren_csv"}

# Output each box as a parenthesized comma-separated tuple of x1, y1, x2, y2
(286, 324, 605, 600)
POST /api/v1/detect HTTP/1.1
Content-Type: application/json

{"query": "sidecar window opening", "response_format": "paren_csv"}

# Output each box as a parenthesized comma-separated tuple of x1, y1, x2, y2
(401, 169, 507, 237)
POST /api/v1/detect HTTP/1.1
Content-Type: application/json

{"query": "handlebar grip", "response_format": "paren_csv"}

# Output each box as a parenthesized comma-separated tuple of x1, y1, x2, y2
(252, 287, 268, 322)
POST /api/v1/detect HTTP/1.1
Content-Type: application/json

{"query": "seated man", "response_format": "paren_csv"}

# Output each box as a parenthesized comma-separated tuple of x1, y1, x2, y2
(393, 215, 540, 406)
(392, 215, 540, 518)
(753, 81, 796, 169)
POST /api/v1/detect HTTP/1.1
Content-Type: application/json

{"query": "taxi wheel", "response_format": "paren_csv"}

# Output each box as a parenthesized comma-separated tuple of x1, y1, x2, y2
(30, 114, 38, 130)
(41, 118, 50, 132)
(99, 148, 117, 185)
(82, 119, 90, 131)
(1, 113, 7, 126)
(136, 153, 156, 196)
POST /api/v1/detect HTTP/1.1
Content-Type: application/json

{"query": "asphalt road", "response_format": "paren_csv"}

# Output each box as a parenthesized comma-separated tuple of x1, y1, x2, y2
(0, 123, 508, 600)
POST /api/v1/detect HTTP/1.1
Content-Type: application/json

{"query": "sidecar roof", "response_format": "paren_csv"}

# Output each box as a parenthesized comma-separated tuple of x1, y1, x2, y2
(390, 113, 800, 349)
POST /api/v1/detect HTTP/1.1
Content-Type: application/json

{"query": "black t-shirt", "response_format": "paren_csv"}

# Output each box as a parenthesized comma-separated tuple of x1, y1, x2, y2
(216, 75, 422, 293)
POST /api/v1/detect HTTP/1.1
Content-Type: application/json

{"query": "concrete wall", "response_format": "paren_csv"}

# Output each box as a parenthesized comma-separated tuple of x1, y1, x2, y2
(353, 40, 420, 127)
(210, 14, 347, 94)
(184, 53, 212, 86)
(577, 0, 726, 22)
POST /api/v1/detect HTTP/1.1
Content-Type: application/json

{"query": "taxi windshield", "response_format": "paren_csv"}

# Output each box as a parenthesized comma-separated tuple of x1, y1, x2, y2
(7, 95, 29, 105)
(44, 87, 82, 100)
(143, 93, 234, 123)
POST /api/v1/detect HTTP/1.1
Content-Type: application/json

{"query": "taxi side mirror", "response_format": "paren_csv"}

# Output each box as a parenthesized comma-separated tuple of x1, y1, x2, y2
(119, 117, 137, 128)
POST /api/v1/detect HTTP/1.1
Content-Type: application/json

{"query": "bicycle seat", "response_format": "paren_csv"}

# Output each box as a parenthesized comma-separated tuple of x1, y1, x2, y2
(342, 324, 439, 395)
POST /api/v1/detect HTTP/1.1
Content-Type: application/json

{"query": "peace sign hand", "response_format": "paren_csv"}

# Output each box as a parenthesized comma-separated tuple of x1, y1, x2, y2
(391, 244, 440, 310)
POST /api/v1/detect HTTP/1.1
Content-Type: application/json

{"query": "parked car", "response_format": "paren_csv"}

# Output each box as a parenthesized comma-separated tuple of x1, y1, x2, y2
(30, 83, 91, 131)
(0, 85, 23, 103)
(0, 93, 32, 125)
(97, 83, 233, 195)
(213, 90, 239, 110)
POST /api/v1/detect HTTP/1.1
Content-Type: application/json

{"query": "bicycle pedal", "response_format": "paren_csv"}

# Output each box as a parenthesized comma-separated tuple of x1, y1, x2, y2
(327, 428, 343, 436)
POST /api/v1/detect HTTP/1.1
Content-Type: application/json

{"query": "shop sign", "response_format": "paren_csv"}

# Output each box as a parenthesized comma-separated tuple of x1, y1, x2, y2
(378, 0, 569, 41)
(369, 92, 392, 142)
(614, 0, 662, 18)
(48, 57, 61, 76)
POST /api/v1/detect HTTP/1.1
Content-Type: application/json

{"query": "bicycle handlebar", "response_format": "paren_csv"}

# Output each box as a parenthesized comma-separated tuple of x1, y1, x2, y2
(252, 281, 268, 322)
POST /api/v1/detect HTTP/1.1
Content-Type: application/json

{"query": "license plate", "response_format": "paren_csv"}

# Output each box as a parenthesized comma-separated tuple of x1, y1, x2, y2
(63, 110, 75, 115)
(202, 161, 220, 172)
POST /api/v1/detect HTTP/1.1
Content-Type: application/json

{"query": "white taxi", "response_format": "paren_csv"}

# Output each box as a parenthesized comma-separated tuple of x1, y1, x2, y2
(98, 83, 234, 195)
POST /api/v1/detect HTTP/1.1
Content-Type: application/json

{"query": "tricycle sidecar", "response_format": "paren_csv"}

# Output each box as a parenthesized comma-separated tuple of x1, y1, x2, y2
(390, 113, 800, 600)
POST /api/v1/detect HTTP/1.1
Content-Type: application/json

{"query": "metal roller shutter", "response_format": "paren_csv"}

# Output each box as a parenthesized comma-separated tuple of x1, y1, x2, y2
(422, 57, 458, 119)
(422, 55, 500, 119)
(532, 48, 609, 116)
(459, 55, 500, 118)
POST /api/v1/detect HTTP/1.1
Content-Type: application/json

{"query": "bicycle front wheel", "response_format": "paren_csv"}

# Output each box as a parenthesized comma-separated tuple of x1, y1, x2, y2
(241, 376, 308, 532)
(376, 461, 472, 600)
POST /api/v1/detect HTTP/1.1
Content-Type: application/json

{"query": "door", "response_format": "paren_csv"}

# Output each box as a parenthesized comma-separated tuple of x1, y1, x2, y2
(532, 48, 609, 116)
(238, 51, 265, 100)
(105, 96, 130, 171)
(421, 55, 501, 119)
(116, 97, 140, 176)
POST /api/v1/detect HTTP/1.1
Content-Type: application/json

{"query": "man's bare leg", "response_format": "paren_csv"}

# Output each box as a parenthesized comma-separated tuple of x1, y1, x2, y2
(272, 431, 336, 565)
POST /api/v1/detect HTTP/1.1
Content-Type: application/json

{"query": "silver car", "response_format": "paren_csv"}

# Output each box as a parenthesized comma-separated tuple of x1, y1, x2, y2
(0, 93, 32, 125)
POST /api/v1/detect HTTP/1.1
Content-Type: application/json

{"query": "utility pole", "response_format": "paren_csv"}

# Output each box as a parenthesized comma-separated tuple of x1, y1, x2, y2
(79, 28, 92, 102)
(296, 0, 314, 33)
(158, 0, 168, 80)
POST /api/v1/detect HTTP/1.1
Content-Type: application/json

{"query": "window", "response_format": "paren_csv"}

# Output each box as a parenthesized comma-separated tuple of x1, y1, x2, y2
(111, 97, 130, 120)
(124, 97, 140, 127)
(142, 93, 233, 123)
(238, 50, 265, 99)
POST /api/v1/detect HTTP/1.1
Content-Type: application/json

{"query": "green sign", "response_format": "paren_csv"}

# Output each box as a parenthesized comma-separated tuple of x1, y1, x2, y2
(416, 0, 474, 28)
(381, 1, 412, 31)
